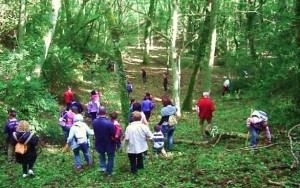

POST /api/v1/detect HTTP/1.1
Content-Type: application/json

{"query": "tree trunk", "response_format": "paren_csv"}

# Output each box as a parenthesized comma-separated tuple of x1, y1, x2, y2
(169, 0, 181, 116)
(246, 0, 257, 60)
(143, 0, 156, 65)
(34, 0, 61, 77)
(17, 0, 26, 49)
(203, 0, 217, 91)
(104, 1, 129, 123)
(182, 1, 211, 111)
(295, 0, 300, 107)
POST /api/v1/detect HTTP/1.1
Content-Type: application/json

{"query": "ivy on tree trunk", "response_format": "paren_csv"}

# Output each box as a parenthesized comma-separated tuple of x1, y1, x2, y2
(104, 1, 129, 123)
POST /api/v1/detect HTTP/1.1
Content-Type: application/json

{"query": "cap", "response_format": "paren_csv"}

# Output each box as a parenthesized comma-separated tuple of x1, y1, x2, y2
(203, 92, 210, 97)
(74, 114, 84, 122)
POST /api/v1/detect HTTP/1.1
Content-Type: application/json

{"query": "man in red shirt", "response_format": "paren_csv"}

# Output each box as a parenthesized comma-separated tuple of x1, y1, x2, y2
(63, 87, 74, 109)
(197, 92, 215, 136)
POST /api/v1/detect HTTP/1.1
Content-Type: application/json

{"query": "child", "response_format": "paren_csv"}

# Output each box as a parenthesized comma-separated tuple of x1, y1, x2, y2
(126, 81, 133, 96)
(109, 111, 123, 149)
(153, 125, 167, 158)
(246, 110, 271, 148)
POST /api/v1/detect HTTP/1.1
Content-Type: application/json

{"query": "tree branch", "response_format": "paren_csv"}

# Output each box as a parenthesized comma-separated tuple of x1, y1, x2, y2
(288, 124, 300, 167)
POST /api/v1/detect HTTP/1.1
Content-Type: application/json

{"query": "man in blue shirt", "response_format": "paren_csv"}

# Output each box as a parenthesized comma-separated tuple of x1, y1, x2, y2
(93, 106, 116, 176)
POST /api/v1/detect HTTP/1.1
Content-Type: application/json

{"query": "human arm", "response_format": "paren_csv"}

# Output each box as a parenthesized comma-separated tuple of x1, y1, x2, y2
(66, 127, 75, 144)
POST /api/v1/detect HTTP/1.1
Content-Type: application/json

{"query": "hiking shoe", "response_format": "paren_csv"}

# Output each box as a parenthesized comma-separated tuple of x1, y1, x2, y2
(99, 168, 106, 172)
(28, 169, 34, 176)
(76, 166, 82, 170)
(23, 174, 28, 178)
(205, 130, 210, 136)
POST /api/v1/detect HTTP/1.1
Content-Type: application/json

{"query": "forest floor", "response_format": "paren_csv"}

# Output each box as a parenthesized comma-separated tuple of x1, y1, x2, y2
(0, 46, 299, 187)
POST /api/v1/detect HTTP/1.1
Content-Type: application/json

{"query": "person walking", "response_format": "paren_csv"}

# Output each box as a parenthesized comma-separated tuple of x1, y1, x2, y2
(141, 69, 147, 84)
(126, 81, 133, 96)
(197, 92, 215, 136)
(67, 114, 94, 169)
(87, 96, 100, 122)
(92, 106, 116, 177)
(141, 93, 155, 121)
(10, 120, 39, 178)
(157, 96, 177, 151)
(125, 111, 153, 175)
(163, 73, 168, 91)
(4, 109, 19, 162)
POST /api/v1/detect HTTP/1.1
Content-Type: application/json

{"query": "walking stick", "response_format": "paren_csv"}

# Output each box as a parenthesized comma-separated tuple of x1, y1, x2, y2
(245, 109, 254, 147)
(146, 139, 154, 167)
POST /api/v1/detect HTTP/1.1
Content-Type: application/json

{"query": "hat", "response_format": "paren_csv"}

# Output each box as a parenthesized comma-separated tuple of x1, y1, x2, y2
(251, 110, 268, 121)
(154, 125, 161, 132)
(203, 92, 210, 97)
(74, 114, 84, 122)
(98, 106, 107, 115)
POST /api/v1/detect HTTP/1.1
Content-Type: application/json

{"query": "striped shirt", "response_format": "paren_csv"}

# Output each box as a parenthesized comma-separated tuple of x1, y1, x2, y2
(153, 131, 164, 149)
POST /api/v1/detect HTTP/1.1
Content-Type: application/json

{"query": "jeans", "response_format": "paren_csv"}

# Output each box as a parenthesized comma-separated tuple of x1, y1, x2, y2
(22, 161, 34, 174)
(62, 126, 71, 142)
(128, 153, 143, 174)
(161, 124, 176, 150)
(99, 152, 115, 175)
(73, 143, 91, 167)
(250, 126, 260, 147)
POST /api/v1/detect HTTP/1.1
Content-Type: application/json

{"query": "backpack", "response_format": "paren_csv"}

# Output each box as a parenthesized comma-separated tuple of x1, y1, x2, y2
(13, 132, 34, 155)
(8, 121, 19, 134)
(74, 124, 87, 144)
(168, 114, 177, 126)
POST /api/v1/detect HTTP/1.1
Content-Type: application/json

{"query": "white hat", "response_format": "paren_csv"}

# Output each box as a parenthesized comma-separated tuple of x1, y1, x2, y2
(203, 92, 210, 97)
(74, 114, 84, 122)
(251, 110, 268, 121)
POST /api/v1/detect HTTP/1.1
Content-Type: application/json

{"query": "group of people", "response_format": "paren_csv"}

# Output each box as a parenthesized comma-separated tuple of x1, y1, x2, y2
(60, 87, 178, 176)
(3, 82, 272, 178)
(126, 69, 169, 96)
(196, 91, 272, 147)
(4, 110, 40, 177)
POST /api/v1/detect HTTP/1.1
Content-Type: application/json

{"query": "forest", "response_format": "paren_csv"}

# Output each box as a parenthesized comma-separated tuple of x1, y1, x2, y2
(0, 0, 299, 187)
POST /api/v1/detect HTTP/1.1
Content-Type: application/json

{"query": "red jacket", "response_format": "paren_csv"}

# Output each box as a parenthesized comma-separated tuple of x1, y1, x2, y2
(197, 97, 215, 119)
(64, 90, 74, 104)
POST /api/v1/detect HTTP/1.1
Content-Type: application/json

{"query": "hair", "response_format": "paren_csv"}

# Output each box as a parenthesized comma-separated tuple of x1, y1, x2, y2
(154, 124, 161, 132)
(161, 96, 172, 107)
(132, 102, 142, 112)
(17, 120, 30, 132)
(91, 90, 96, 95)
(8, 110, 17, 118)
(98, 106, 107, 115)
(71, 106, 79, 114)
(109, 111, 118, 120)
(130, 98, 135, 104)
(132, 111, 142, 121)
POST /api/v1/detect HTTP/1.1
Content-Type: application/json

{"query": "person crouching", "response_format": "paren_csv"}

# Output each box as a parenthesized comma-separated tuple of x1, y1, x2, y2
(246, 110, 271, 148)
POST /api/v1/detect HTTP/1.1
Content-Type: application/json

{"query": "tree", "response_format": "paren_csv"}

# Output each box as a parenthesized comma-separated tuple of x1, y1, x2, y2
(34, 0, 61, 77)
(104, 1, 129, 122)
(169, 0, 181, 116)
(202, 0, 217, 91)
(143, 0, 156, 64)
(182, 0, 211, 111)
